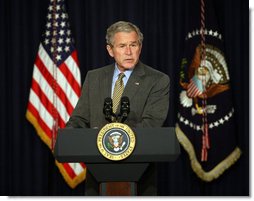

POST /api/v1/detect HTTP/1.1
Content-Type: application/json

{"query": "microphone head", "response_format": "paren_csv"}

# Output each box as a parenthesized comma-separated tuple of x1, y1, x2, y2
(121, 96, 129, 103)
(103, 97, 113, 115)
(104, 97, 112, 105)
(120, 96, 130, 115)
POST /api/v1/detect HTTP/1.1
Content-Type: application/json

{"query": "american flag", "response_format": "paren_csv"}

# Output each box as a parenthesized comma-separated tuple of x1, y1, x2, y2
(26, 0, 86, 188)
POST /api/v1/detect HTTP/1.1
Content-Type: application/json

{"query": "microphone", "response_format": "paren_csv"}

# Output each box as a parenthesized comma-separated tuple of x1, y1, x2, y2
(103, 97, 114, 122)
(118, 96, 130, 123)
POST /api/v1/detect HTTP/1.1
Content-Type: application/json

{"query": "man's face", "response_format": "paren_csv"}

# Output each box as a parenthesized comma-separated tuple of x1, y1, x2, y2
(106, 31, 142, 72)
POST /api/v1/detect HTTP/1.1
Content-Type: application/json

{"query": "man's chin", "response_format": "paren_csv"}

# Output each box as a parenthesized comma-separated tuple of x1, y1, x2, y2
(123, 65, 135, 70)
(117, 61, 138, 71)
(123, 62, 138, 69)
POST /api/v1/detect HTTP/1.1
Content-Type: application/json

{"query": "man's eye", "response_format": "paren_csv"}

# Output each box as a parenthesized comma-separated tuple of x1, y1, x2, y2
(119, 45, 126, 48)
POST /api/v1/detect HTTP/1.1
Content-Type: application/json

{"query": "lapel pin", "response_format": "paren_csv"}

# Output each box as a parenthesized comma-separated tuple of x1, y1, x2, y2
(135, 82, 140, 86)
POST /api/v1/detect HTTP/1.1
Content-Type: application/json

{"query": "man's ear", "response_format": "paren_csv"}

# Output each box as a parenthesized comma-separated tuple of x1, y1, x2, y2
(106, 45, 114, 57)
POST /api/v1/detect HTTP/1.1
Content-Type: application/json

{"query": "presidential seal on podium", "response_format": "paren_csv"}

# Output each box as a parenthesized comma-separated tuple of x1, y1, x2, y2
(97, 123, 136, 161)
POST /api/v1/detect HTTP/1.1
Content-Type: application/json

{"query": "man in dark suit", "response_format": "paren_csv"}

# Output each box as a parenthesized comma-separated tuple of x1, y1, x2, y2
(66, 21, 170, 195)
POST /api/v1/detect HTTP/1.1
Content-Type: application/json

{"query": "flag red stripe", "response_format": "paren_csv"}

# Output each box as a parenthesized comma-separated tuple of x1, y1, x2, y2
(31, 78, 66, 128)
(27, 102, 52, 138)
(187, 81, 202, 97)
(80, 163, 86, 169)
(71, 50, 80, 67)
(189, 88, 199, 96)
(62, 163, 77, 179)
(59, 61, 81, 97)
(35, 55, 74, 115)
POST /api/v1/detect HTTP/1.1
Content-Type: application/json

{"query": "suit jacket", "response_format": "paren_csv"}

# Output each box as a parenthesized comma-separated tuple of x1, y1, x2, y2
(66, 61, 170, 129)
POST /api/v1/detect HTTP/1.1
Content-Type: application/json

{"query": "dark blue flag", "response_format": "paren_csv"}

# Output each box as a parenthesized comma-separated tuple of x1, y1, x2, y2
(175, 0, 241, 182)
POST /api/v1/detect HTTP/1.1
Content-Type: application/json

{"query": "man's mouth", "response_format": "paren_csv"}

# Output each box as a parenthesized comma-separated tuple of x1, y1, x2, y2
(124, 58, 133, 62)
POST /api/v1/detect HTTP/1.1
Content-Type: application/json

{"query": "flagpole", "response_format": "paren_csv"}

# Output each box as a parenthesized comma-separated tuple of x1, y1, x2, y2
(200, 0, 210, 162)
(51, 0, 59, 151)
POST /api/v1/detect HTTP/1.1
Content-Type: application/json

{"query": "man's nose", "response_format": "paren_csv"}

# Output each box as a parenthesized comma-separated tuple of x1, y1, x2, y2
(125, 46, 132, 55)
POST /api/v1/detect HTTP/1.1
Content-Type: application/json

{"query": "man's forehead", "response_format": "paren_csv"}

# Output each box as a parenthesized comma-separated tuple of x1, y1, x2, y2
(114, 31, 138, 40)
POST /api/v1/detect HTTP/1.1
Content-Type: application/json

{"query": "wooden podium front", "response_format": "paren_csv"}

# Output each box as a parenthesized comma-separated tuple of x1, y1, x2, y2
(100, 182, 135, 196)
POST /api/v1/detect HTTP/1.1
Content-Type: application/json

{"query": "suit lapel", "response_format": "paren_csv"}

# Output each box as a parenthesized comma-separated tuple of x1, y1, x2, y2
(123, 62, 145, 101)
(101, 64, 114, 100)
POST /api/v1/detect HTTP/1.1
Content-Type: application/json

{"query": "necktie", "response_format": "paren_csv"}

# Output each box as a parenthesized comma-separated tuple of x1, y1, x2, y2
(112, 73, 125, 113)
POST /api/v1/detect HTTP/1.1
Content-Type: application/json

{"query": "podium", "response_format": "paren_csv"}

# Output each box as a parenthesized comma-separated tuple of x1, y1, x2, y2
(54, 127, 180, 195)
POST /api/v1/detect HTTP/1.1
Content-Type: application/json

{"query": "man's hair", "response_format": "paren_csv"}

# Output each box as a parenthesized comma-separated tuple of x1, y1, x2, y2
(106, 21, 144, 46)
